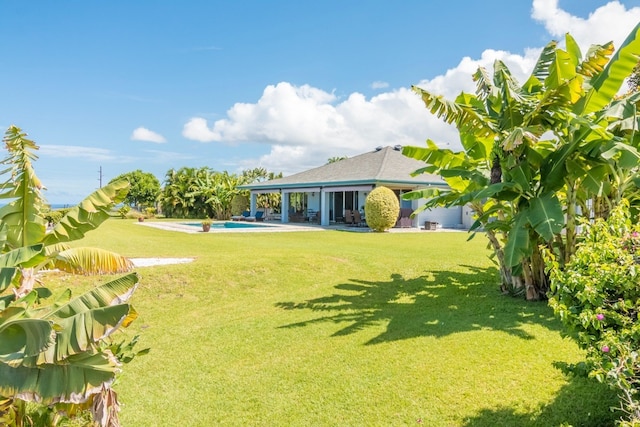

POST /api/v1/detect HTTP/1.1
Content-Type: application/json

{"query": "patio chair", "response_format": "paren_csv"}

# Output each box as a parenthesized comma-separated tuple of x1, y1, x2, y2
(344, 210, 354, 226)
(396, 208, 413, 228)
(353, 210, 366, 227)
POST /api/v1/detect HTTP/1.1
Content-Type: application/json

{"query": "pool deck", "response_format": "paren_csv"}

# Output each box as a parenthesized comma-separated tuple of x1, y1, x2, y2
(137, 220, 323, 234)
(136, 220, 463, 234)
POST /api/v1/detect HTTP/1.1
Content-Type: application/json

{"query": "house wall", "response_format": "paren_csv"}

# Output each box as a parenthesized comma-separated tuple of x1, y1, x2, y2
(462, 205, 475, 229)
(414, 204, 463, 229)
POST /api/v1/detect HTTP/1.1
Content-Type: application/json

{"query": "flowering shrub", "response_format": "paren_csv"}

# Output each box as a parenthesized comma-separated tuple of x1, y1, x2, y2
(547, 200, 640, 425)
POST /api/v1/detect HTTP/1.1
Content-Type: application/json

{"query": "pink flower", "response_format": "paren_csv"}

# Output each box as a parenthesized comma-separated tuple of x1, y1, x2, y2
(602, 345, 610, 353)
(596, 313, 605, 321)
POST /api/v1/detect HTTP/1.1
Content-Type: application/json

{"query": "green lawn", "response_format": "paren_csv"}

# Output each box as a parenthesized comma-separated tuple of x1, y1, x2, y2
(52, 219, 618, 426)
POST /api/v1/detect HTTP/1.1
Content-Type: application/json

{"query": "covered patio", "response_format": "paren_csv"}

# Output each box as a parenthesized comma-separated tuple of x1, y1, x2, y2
(240, 146, 470, 229)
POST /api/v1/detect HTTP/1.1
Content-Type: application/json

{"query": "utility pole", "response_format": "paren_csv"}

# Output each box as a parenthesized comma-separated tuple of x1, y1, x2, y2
(98, 166, 103, 188)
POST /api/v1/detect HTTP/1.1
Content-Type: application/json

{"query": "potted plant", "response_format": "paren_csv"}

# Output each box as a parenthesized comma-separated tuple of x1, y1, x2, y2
(201, 218, 212, 232)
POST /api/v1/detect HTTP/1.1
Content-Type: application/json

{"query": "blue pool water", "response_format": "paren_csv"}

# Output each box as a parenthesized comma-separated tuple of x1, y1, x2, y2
(182, 221, 267, 229)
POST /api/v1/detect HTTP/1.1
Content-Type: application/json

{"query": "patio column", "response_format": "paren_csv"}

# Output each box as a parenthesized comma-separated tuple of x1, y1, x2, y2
(320, 189, 330, 226)
(250, 192, 257, 215)
(281, 192, 289, 223)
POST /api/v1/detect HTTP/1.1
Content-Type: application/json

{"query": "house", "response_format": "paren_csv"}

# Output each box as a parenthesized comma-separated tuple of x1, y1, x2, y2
(239, 145, 471, 229)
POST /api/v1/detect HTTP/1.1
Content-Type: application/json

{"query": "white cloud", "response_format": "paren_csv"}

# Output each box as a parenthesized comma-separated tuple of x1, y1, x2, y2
(183, 1, 640, 176)
(532, 0, 640, 50)
(131, 127, 167, 143)
(39, 145, 134, 163)
(371, 81, 390, 89)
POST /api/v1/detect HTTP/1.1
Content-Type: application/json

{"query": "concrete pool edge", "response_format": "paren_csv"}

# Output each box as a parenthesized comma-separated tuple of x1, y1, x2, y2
(135, 221, 327, 233)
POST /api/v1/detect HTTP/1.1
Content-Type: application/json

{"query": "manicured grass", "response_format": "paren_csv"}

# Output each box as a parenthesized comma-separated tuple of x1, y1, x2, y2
(52, 219, 618, 426)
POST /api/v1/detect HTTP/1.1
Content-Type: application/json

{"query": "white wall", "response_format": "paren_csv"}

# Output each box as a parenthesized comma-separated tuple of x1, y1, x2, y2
(462, 205, 475, 229)
(414, 204, 463, 229)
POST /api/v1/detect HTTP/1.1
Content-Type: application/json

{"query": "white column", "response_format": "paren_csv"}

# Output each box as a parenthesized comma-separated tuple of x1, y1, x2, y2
(281, 193, 289, 223)
(321, 189, 330, 226)
(250, 193, 257, 215)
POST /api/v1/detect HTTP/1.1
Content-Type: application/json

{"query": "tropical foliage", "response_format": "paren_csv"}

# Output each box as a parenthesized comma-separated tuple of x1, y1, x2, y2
(0, 126, 134, 275)
(158, 166, 282, 219)
(403, 23, 640, 300)
(547, 200, 640, 425)
(242, 167, 283, 214)
(364, 186, 399, 232)
(0, 126, 145, 426)
(327, 156, 347, 164)
(108, 170, 161, 210)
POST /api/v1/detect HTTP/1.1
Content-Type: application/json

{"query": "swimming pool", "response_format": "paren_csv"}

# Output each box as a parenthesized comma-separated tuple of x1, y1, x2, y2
(182, 221, 268, 229)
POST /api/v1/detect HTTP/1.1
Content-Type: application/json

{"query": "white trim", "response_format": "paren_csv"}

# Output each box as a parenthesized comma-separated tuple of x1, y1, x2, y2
(322, 185, 374, 192)
(280, 187, 322, 194)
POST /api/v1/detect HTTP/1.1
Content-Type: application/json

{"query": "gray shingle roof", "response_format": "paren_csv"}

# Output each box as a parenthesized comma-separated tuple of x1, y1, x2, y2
(240, 146, 444, 191)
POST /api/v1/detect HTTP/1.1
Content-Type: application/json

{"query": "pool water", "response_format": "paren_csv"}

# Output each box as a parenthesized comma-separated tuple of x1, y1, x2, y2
(182, 221, 267, 229)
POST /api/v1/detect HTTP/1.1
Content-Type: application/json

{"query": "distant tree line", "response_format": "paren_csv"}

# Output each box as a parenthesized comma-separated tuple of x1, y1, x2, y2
(110, 167, 282, 219)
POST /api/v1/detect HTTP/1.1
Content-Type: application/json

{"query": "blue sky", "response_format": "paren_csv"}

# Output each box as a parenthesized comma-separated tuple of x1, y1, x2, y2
(1, 0, 640, 203)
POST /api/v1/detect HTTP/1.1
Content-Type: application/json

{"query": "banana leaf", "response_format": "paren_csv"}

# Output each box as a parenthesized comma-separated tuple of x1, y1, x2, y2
(43, 179, 129, 246)
(0, 351, 119, 404)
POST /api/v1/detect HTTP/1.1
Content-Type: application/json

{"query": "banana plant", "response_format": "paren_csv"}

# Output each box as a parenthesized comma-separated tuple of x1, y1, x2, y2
(0, 126, 133, 274)
(0, 126, 146, 426)
(0, 265, 144, 426)
(404, 23, 640, 300)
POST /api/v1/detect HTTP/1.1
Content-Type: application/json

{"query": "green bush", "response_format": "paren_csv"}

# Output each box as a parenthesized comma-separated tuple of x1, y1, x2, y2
(231, 194, 250, 216)
(547, 200, 640, 425)
(118, 205, 131, 219)
(42, 208, 70, 225)
(364, 186, 399, 232)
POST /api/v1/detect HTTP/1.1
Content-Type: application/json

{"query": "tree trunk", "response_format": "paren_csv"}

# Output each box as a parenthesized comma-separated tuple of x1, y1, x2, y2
(522, 241, 549, 301)
(485, 228, 514, 288)
(490, 155, 502, 184)
(521, 258, 539, 301)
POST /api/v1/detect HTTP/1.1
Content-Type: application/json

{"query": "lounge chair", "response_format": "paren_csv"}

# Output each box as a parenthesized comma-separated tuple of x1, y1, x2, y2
(244, 211, 264, 222)
(231, 211, 251, 221)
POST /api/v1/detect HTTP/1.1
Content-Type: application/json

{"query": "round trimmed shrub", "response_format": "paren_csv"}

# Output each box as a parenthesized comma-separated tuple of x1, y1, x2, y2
(364, 186, 399, 232)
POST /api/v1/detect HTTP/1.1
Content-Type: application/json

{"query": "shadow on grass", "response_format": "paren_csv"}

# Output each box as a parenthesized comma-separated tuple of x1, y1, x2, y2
(276, 266, 559, 345)
(461, 373, 619, 427)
